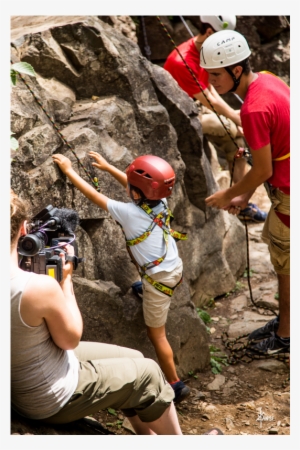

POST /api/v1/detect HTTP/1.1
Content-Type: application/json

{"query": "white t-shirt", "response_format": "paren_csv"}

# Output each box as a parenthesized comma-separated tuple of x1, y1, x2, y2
(107, 198, 180, 275)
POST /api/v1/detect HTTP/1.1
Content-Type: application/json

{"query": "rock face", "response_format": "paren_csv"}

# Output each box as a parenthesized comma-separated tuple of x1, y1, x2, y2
(10, 16, 247, 379)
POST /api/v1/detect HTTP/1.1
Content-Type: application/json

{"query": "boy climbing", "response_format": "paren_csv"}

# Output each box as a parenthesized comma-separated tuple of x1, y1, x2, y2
(52, 151, 190, 404)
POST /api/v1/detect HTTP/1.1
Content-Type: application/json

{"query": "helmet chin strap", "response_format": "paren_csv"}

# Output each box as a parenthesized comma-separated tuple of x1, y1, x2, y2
(225, 67, 243, 92)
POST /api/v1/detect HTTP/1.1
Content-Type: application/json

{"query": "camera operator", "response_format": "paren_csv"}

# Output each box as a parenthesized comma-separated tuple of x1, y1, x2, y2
(10, 190, 182, 435)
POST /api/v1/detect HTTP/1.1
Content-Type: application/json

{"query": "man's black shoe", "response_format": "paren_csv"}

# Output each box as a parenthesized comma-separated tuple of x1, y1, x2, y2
(132, 281, 143, 299)
(248, 332, 290, 356)
(171, 380, 190, 404)
(248, 316, 279, 342)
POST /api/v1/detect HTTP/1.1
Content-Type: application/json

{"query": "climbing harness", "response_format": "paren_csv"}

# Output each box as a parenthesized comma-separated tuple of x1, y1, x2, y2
(10, 60, 101, 192)
(157, 18, 290, 379)
(119, 201, 187, 296)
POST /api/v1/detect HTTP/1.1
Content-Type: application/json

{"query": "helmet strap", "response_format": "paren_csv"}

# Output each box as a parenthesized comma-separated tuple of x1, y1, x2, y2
(225, 66, 243, 92)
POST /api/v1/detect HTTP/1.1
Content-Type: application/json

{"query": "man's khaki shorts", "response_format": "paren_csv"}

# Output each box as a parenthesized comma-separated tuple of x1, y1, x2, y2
(42, 342, 174, 424)
(142, 259, 183, 328)
(262, 188, 290, 275)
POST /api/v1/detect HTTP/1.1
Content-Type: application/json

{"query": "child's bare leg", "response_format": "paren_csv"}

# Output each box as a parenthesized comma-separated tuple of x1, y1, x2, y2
(146, 325, 179, 383)
(128, 402, 182, 435)
(127, 415, 157, 435)
(146, 401, 183, 435)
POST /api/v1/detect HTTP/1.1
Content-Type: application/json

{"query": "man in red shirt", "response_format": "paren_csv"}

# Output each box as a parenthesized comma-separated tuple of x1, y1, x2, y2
(164, 16, 267, 222)
(201, 30, 290, 355)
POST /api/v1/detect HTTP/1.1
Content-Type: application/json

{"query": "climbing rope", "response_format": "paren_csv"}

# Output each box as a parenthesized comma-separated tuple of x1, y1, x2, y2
(155, 17, 289, 378)
(156, 15, 252, 186)
(140, 17, 152, 60)
(179, 16, 194, 38)
(11, 61, 101, 192)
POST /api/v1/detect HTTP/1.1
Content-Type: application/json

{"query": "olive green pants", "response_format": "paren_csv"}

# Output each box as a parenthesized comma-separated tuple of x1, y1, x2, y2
(42, 341, 174, 424)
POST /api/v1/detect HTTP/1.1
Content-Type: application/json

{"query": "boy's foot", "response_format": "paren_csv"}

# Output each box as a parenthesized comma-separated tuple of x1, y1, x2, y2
(131, 281, 143, 299)
(248, 316, 279, 342)
(171, 380, 190, 404)
(238, 202, 267, 222)
(247, 332, 290, 356)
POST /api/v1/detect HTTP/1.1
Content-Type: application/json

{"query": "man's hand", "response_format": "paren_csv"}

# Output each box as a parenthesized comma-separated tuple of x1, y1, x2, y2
(52, 154, 73, 174)
(205, 189, 233, 210)
(89, 151, 111, 172)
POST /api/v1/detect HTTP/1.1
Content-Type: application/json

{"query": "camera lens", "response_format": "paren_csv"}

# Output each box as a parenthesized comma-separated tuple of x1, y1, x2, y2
(18, 233, 45, 256)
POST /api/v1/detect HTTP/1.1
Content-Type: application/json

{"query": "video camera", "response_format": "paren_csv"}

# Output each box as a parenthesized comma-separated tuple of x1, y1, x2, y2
(18, 205, 83, 282)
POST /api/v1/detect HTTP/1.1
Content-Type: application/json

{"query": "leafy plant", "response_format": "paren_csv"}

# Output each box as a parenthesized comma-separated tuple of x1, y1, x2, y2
(10, 132, 19, 151)
(10, 62, 36, 86)
(197, 308, 211, 324)
(188, 370, 198, 379)
(107, 408, 117, 416)
(274, 292, 279, 300)
(209, 345, 229, 374)
(10, 61, 36, 153)
(243, 268, 254, 278)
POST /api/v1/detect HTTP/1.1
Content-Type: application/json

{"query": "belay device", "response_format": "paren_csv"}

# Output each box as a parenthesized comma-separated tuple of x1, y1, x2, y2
(18, 205, 83, 282)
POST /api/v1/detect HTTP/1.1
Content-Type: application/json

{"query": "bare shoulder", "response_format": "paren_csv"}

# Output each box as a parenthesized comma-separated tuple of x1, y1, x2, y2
(21, 273, 63, 325)
(25, 273, 61, 298)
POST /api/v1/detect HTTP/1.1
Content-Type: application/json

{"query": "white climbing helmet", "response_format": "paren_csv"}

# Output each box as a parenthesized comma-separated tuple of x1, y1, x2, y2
(200, 30, 251, 69)
(199, 15, 236, 31)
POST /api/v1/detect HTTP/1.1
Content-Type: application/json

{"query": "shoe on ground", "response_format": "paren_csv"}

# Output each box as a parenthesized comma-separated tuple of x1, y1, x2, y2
(248, 332, 290, 356)
(248, 316, 279, 342)
(131, 281, 143, 299)
(171, 380, 190, 404)
(238, 202, 267, 223)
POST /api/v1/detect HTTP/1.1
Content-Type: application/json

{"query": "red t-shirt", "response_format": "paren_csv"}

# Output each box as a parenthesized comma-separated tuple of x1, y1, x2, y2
(241, 73, 290, 194)
(164, 37, 209, 98)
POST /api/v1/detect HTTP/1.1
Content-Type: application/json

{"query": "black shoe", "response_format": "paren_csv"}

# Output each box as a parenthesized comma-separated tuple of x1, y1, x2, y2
(238, 202, 267, 223)
(248, 332, 290, 356)
(248, 316, 279, 342)
(171, 380, 190, 404)
(132, 281, 143, 299)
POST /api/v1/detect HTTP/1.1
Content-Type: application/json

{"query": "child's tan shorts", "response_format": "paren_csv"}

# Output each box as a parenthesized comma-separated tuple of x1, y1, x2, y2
(142, 259, 183, 328)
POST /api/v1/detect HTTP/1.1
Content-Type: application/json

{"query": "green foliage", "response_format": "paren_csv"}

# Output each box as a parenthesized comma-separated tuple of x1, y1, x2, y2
(274, 292, 279, 300)
(209, 345, 229, 374)
(243, 268, 254, 278)
(197, 308, 211, 324)
(188, 370, 198, 379)
(225, 281, 245, 298)
(10, 62, 36, 86)
(10, 132, 19, 151)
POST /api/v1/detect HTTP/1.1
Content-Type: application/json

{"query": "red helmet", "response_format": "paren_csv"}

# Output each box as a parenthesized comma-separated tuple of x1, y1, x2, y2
(126, 155, 175, 200)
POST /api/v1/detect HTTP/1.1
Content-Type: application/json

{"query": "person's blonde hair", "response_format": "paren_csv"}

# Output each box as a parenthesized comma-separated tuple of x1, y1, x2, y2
(10, 189, 30, 246)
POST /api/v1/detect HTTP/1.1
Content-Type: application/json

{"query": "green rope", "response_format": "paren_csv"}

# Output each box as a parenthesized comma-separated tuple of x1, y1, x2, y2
(12, 64, 101, 192)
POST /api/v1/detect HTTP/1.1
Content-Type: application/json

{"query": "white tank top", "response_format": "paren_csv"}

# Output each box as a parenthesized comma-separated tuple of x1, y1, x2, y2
(11, 270, 79, 419)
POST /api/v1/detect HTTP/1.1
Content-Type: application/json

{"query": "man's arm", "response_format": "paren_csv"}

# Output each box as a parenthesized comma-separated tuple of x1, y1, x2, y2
(20, 246, 83, 350)
(52, 154, 109, 211)
(205, 144, 273, 209)
(194, 84, 241, 127)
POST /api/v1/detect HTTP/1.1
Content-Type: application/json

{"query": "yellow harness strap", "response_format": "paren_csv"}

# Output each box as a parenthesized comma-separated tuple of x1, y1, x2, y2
(273, 153, 290, 161)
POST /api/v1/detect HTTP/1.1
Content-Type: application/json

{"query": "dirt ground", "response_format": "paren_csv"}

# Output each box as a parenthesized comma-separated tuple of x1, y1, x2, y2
(91, 183, 290, 436)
